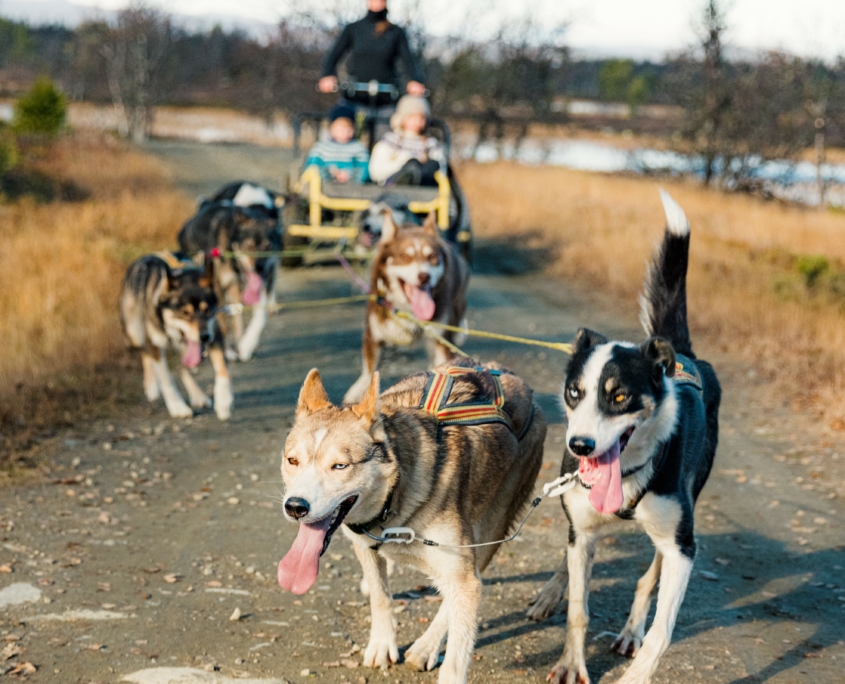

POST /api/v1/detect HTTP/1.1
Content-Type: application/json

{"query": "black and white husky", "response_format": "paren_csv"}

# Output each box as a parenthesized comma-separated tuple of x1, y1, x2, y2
(535, 191, 721, 684)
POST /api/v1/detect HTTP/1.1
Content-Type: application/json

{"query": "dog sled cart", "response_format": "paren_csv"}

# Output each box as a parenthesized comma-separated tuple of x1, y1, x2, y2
(284, 95, 472, 267)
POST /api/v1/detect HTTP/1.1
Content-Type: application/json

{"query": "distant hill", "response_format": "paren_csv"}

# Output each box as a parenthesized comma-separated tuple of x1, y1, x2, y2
(0, 0, 275, 35)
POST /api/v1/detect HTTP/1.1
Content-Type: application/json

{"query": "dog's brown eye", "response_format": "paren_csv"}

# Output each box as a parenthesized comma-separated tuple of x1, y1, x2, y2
(396, 253, 412, 264)
(614, 393, 627, 404)
(428, 255, 439, 266)
(287, 457, 299, 466)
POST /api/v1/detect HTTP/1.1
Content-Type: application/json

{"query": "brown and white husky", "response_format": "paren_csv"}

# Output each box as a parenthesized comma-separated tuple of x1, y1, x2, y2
(343, 212, 469, 404)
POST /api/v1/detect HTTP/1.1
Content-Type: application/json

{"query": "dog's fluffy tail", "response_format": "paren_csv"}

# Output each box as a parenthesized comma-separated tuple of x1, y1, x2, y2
(639, 190, 694, 357)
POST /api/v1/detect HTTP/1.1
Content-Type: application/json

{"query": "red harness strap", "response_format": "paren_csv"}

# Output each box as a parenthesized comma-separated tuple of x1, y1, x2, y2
(419, 366, 514, 431)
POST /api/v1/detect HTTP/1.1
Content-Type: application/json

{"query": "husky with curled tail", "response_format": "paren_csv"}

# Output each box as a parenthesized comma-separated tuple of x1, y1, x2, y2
(533, 191, 721, 684)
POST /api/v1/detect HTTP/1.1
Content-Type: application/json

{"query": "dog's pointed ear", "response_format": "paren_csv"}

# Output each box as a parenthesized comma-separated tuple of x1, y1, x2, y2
(297, 369, 333, 417)
(574, 328, 608, 354)
(422, 211, 438, 235)
(351, 372, 380, 422)
(381, 210, 398, 243)
(641, 337, 676, 382)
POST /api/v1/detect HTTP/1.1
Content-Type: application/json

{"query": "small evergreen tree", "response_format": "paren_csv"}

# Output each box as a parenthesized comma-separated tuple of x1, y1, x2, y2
(13, 77, 67, 135)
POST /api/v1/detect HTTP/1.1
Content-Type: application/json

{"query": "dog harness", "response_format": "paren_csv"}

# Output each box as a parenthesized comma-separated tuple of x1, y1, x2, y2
(673, 354, 703, 395)
(419, 366, 515, 432)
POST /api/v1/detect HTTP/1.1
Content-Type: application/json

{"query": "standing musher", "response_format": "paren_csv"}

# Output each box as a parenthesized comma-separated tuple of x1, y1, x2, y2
(318, 0, 426, 127)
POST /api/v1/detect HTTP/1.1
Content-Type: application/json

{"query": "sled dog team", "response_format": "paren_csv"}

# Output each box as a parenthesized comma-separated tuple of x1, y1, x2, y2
(120, 188, 721, 684)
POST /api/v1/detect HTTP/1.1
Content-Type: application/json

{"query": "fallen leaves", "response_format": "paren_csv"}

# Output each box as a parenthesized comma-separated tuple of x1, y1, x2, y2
(0, 644, 21, 661)
(7, 662, 36, 675)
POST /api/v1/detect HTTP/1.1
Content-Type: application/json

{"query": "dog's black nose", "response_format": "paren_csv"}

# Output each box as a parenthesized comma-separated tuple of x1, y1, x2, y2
(569, 437, 596, 457)
(200, 329, 212, 344)
(418, 272, 431, 286)
(284, 497, 310, 520)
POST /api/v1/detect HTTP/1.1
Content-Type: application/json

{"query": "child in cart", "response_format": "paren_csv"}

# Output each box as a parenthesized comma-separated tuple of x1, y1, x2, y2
(305, 103, 370, 184)
(369, 95, 443, 187)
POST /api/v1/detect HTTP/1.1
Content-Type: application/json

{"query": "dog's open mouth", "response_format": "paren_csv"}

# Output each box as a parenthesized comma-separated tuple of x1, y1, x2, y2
(578, 427, 635, 515)
(399, 279, 435, 321)
(277, 495, 358, 595)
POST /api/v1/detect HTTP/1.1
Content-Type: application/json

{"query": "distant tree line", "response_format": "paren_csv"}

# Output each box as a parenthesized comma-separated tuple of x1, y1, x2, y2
(1, 0, 844, 194)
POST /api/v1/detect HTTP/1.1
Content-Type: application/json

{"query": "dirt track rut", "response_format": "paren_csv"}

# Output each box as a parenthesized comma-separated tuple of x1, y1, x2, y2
(0, 141, 842, 684)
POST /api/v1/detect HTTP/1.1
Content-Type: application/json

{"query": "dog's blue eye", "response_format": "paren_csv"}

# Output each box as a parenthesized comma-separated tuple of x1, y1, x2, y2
(332, 463, 349, 470)
(568, 387, 580, 400)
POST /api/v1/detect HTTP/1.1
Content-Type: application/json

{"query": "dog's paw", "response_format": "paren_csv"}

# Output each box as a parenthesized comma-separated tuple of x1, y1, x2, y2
(144, 383, 160, 402)
(405, 637, 443, 672)
(612, 626, 644, 658)
(167, 403, 194, 419)
(363, 635, 399, 670)
(359, 576, 370, 597)
(527, 577, 565, 621)
(546, 658, 590, 684)
(189, 394, 212, 410)
(225, 349, 239, 362)
(213, 378, 233, 421)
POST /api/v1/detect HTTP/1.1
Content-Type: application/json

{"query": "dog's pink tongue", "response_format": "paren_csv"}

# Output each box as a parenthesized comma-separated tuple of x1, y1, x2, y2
(587, 441, 624, 514)
(242, 272, 263, 306)
(277, 517, 331, 595)
(181, 340, 202, 369)
(408, 285, 436, 321)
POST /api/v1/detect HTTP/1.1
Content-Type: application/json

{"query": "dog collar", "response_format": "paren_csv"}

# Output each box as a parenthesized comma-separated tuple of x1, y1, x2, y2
(346, 474, 401, 538)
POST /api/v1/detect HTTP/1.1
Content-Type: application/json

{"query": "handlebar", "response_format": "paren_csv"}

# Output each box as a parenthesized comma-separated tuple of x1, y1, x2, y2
(318, 79, 429, 98)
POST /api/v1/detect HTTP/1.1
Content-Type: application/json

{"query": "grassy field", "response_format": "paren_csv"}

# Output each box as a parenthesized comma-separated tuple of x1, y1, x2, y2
(0, 133, 193, 461)
(459, 161, 845, 428)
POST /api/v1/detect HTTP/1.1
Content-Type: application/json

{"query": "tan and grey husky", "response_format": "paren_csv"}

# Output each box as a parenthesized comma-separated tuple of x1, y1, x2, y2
(119, 252, 233, 420)
(279, 358, 546, 684)
(343, 211, 469, 404)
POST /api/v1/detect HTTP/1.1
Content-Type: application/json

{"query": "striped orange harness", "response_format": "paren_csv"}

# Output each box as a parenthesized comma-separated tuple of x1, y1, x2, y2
(420, 366, 514, 431)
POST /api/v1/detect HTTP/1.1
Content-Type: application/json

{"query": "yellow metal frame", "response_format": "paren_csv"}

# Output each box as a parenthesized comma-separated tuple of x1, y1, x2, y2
(287, 165, 450, 240)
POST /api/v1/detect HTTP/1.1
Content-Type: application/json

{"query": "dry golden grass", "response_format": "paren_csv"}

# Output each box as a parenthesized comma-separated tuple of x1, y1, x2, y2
(459, 162, 845, 427)
(0, 134, 193, 455)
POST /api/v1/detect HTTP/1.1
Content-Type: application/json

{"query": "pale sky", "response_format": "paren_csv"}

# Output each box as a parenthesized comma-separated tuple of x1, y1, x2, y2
(11, 0, 845, 61)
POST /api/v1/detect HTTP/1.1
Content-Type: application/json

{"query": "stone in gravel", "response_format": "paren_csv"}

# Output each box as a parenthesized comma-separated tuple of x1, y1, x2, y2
(340, 659, 359, 669)
(700, 571, 719, 581)
(0, 583, 41, 608)
(0, 565, 12, 573)
(227, 497, 240, 506)
(8, 662, 36, 675)
(163, 574, 181, 584)
(229, 607, 242, 621)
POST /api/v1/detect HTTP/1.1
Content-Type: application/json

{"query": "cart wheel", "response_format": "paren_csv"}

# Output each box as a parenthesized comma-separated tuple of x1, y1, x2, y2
(459, 235, 473, 267)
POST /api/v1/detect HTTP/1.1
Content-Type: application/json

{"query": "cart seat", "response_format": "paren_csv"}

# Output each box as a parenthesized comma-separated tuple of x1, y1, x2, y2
(321, 182, 441, 204)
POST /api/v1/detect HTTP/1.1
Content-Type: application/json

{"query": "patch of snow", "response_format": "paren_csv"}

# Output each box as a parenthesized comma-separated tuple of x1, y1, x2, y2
(120, 668, 286, 684)
(0, 583, 42, 609)
(25, 608, 129, 622)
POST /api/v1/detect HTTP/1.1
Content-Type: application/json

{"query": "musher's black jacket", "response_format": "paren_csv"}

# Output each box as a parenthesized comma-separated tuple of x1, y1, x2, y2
(321, 10, 424, 86)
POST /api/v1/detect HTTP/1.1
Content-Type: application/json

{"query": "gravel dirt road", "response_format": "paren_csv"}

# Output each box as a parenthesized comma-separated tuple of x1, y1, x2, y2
(1, 141, 843, 684)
